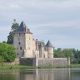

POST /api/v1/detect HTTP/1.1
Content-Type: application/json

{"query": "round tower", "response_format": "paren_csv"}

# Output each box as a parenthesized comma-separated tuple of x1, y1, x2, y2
(46, 40, 54, 58)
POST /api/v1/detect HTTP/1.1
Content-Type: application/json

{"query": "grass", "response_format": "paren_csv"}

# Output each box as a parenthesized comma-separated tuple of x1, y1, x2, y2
(0, 64, 35, 70)
(0, 63, 80, 70)
(70, 64, 80, 68)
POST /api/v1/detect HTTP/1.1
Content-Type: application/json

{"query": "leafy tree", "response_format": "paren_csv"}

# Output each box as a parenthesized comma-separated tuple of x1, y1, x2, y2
(73, 49, 80, 63)
(0, 56, 4, 62)
(7, 32, 14, 44)
(11, 19, 19, 31)
(0, 43, 16, 62)
(7, 19, 19, 44)
(54, 48, 74, 58)
(54, 48, 80, 64)
(54, 48, 62, 58)
(62, 49, 73, 58)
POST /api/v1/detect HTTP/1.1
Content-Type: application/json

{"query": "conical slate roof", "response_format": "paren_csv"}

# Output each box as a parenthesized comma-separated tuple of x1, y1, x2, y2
(17, 21, 32, 34)
(46, 40, 53, 47)
(18, 21, 26, 32)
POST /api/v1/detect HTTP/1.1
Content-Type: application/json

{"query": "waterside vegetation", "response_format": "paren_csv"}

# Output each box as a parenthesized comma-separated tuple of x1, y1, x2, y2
(0, 64, 80, 70)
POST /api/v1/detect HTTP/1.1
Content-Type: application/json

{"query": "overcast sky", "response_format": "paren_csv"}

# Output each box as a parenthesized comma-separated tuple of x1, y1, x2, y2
(0, 0, 80, 49)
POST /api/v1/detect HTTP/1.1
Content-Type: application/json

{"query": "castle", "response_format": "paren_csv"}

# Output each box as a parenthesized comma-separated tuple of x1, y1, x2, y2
(13, 21, 53, 59)
(13, 21, 69, 67)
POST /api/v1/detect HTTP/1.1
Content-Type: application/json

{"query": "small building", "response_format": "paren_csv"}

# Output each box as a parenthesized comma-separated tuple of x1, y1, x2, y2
(13, 21, 69, 67)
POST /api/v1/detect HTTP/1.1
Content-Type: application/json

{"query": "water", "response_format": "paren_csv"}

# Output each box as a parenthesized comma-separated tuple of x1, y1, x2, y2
(0, 68, 80, 80)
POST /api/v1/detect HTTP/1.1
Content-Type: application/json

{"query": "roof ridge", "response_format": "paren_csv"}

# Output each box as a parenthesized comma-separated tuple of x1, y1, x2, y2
(46, 40, 53, 47)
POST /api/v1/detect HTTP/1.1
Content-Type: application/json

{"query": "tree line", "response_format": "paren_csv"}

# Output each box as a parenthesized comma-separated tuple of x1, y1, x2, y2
(54, 48, 80, 64)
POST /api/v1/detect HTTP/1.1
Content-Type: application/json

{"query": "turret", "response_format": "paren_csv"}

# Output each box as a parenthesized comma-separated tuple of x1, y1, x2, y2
(13, 21, 27, 58)
(46, 40, 54, 58)
(13, 21, 34, 58)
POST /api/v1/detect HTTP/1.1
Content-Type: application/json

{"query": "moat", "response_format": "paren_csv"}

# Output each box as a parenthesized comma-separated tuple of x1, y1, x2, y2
(0, 68, 80, 80)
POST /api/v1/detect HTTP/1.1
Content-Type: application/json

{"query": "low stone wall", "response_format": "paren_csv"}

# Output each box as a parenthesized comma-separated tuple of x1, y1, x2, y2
(20, 58, 69, 67)
(36, 58, 68, 67)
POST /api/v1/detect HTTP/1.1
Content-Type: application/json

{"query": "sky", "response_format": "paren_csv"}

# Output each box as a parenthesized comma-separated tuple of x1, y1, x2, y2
(0, 0, 80, 49)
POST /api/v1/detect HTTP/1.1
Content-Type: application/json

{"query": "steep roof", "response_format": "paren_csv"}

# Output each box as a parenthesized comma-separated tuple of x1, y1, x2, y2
(18, 21, 26, 32)
(17, 21, 32, 34)
(46, 40, 53, 48)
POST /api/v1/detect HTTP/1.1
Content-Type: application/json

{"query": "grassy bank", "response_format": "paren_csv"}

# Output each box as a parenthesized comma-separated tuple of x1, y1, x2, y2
(70, 64, 80, 68)
(0, 64, 35, 70)
(0, 64, 80, 69)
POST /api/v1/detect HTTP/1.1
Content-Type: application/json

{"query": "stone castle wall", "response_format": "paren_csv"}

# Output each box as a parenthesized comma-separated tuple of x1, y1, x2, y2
(20, 58, 69, 67)
(36, 58, 68, 67)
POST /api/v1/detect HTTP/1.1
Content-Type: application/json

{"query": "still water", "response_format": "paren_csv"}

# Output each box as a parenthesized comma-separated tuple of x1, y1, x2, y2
(0, 68, 80, 80)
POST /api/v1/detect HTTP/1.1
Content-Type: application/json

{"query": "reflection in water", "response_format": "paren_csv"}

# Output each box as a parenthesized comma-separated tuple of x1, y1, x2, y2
(70, 68, 80, 80)
(34, 69, 69, 80)
(0, 68, 80, 80)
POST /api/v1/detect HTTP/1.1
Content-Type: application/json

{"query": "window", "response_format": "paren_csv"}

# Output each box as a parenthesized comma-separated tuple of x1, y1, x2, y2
(19, 42, 20, 45)
(20, 47, 22, 50)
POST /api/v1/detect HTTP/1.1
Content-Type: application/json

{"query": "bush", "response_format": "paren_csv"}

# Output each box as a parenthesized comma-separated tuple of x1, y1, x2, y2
(0, 43, 16, 62)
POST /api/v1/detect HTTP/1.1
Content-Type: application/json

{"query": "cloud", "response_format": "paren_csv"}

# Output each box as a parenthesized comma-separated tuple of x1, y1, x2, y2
(0, 0, 80, 49)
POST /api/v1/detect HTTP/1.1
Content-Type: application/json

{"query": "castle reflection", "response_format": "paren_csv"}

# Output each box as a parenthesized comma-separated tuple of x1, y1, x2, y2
(19, 68, 70, 80)
(1, 68, 80, 80)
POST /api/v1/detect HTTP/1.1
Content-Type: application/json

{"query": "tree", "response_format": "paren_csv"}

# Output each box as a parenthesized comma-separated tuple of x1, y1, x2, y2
(0, 56, 4, 65)
(7, 32, 14, 44)
(54, 48, 80, 64)
(54, 48, 74, 58)
(54, 48, 62, 58)
(0, 43, 16, 62)
(62, 49, 73, 58)
(11, 19, 19, 31)
(7, 19, 19, 44)
(73, 49, 80, 63)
